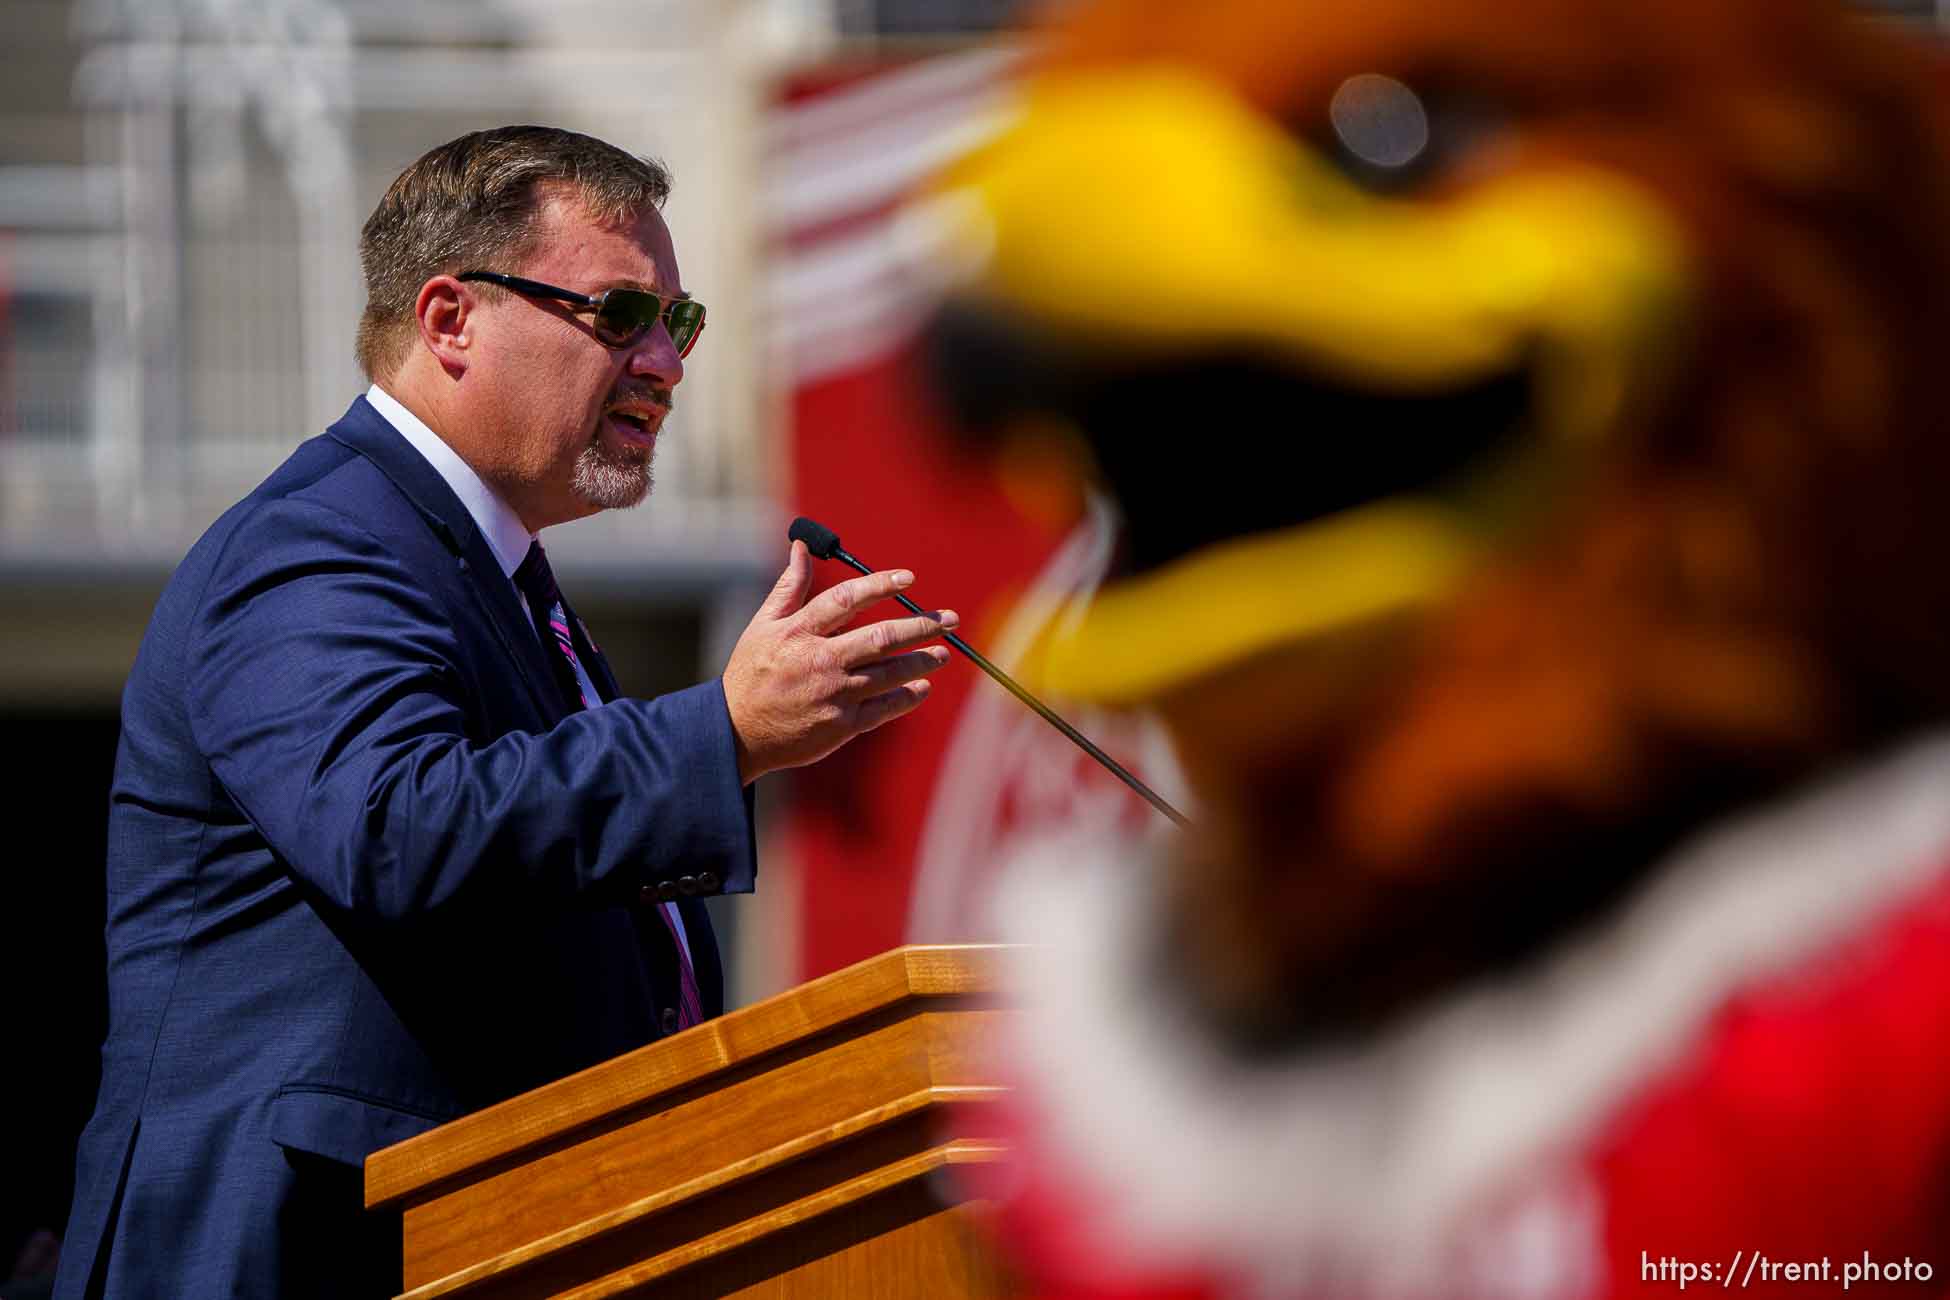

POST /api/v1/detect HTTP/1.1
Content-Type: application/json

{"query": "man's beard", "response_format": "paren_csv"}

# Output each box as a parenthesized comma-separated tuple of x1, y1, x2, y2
(572, 433, 654, 510)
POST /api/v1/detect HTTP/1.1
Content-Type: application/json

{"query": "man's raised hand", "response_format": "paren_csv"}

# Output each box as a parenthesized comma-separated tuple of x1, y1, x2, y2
(721, 539, 957, 784)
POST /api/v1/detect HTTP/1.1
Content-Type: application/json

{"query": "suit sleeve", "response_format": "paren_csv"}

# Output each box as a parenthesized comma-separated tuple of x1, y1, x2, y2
(183, 496, 756, 923)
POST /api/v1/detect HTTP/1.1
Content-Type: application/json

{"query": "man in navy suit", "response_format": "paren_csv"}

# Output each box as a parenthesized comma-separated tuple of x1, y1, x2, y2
(55, 125, 957, 1298)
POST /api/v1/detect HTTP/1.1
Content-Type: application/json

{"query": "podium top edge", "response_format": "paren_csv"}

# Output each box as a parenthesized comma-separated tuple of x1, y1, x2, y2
(364, 943, 1021, 1209)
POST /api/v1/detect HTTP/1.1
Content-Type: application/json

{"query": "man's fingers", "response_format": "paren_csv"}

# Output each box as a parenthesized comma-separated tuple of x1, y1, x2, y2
(844, 646, 950, 697)
(798, 568, 916, 634)
(853, 678, 932, 734)
(832, 610, 959, 667)
(756, 540, 814, 620)
(724, 552, 954, 783)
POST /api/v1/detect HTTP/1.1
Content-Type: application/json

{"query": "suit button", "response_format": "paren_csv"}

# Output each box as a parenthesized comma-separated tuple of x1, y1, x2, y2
(697, 870, 720, 891)
(638, 885, 657, 906)
(660, 1007, 680, 1035)
(677, 874, 698, 896)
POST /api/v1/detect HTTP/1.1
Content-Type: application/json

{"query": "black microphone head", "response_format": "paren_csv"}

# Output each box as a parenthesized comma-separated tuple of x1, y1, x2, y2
(788, 516, 842, 560)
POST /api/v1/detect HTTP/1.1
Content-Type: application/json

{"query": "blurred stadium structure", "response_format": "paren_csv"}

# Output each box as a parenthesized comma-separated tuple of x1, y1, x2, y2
(0, 0, 1943, 1287)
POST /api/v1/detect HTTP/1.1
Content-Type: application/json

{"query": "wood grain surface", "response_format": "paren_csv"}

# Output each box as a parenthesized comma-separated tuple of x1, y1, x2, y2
(367, 944, 1022, 1299)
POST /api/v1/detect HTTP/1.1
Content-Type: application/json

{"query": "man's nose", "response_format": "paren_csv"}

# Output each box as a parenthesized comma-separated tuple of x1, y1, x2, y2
(627, 320, 685, 388)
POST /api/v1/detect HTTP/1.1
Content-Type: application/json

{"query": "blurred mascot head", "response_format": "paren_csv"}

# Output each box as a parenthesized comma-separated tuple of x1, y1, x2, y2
(923, 0, 1950, 1042)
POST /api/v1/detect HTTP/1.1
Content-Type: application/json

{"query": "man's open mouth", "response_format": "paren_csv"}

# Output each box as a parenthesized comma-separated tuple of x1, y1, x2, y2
(603, 405, 665, 446)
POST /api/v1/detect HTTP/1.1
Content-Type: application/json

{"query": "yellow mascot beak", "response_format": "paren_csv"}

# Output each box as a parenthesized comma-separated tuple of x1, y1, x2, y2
(927, 68, 1695, 704)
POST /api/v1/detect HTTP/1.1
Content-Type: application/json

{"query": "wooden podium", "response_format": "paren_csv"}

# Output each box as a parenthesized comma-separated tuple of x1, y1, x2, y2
(365, 944, 1018, 1299)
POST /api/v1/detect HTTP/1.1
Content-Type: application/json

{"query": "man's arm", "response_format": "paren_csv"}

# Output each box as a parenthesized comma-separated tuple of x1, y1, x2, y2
(184, 501, 953, 926)
(185, 496, 753, 922)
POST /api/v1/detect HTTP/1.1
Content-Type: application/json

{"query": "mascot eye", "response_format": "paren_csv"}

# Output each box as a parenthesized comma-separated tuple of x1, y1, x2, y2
(1319, 74, 1504, 193)
(1330, 75, 1430, 173)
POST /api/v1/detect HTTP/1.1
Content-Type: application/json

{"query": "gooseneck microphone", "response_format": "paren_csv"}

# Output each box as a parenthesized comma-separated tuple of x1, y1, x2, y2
(788, 516, 1192, 829)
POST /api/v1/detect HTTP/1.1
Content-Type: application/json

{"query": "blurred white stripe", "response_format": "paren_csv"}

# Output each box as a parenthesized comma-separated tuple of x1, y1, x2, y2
(766, 46, 1017, 382)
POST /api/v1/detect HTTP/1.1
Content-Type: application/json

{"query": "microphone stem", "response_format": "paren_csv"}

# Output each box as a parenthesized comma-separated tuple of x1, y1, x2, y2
(832, 548, 1192, 830)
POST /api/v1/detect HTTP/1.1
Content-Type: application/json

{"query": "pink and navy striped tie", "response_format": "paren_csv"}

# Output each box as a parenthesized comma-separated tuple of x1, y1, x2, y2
(513, 540, 704, 1032)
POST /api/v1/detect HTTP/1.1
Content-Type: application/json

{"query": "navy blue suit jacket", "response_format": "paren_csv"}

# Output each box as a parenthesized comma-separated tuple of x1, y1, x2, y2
(57, 396, 756, 1298)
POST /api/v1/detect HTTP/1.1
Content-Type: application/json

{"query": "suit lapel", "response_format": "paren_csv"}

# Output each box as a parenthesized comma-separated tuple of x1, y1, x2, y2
(324, 397, 564, 723)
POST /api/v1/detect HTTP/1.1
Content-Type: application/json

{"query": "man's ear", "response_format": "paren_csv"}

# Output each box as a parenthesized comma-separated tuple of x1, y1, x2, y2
(415, 276, 474, 378)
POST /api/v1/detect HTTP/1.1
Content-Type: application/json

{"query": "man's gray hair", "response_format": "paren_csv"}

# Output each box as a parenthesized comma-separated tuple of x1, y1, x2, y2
(354, 125, 671, 380)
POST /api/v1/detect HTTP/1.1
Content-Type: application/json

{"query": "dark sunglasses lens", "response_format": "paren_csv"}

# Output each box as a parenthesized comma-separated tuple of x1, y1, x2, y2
(592, 291, 659, 348)
(665, 301, 705, 357)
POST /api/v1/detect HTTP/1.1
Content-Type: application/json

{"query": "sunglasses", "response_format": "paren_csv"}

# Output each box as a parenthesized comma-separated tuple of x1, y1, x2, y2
(458, 271, 706, 357)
